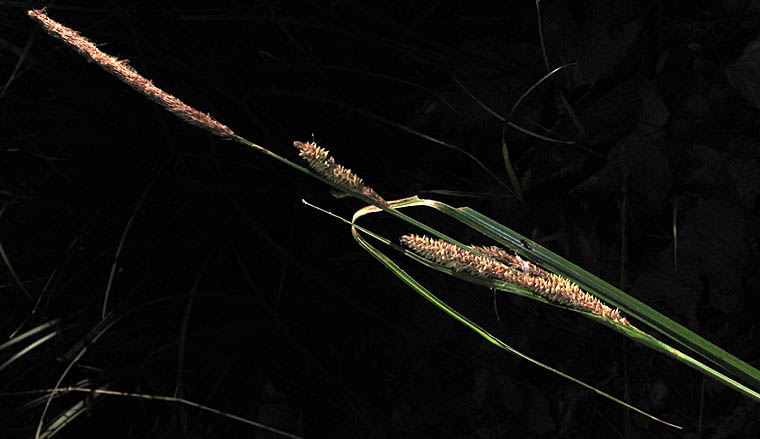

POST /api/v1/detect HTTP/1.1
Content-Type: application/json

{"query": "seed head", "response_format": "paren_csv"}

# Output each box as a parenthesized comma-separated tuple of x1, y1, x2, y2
(294, 141, 387, 206)
(401, 234, 633, 328)
(27, 9, 236, 139)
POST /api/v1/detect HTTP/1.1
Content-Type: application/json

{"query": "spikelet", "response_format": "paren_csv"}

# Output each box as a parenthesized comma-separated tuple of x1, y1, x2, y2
(474, 245, 543, 277)
(27, 9, 235, 139)
(400, 234, 633, 328)
(294, 141, 387, 206)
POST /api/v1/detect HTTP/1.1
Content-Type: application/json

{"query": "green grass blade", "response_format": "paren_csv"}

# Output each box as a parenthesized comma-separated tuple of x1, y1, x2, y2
(342, 202, 681, 429)
(405, 197, 760, 396)
(230, 135, 760, 404)
(500, 138, 524, 204)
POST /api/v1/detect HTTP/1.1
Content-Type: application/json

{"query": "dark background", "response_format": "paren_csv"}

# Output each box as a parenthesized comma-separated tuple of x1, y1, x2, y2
(2, 1, 760, 437)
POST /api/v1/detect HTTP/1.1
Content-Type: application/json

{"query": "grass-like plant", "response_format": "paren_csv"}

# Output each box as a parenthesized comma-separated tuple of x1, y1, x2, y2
(13, 7, 760, 435)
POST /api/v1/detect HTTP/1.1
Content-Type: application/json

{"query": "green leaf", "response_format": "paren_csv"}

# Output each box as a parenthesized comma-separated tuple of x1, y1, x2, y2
(371, 196, 760, 402)
(331, 199, 683, 429)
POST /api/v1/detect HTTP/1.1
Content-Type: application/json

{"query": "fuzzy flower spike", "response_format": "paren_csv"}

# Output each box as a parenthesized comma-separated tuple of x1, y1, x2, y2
(294, 141, 387, 206)
(400, 234, 634, 328)
(27, 9, 236, 139)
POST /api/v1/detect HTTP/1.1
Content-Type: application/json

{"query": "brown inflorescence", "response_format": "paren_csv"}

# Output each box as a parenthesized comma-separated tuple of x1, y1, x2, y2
(400, 234, 633, 328)
(293, 141, 387, 206)
(27, 9, 236, 139)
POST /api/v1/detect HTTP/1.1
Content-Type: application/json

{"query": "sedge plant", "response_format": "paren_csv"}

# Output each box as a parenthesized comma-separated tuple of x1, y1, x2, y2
(18, 7, 760, 433)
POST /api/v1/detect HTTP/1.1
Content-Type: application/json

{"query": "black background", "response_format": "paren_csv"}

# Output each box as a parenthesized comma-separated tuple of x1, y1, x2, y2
(2, 1, 760, 438)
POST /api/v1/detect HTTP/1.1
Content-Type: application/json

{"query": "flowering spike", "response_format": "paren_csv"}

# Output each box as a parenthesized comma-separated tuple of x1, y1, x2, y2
(294, 141, 387, 206)
(27, 9, 236, 139)
(401, 234, 634, 328)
